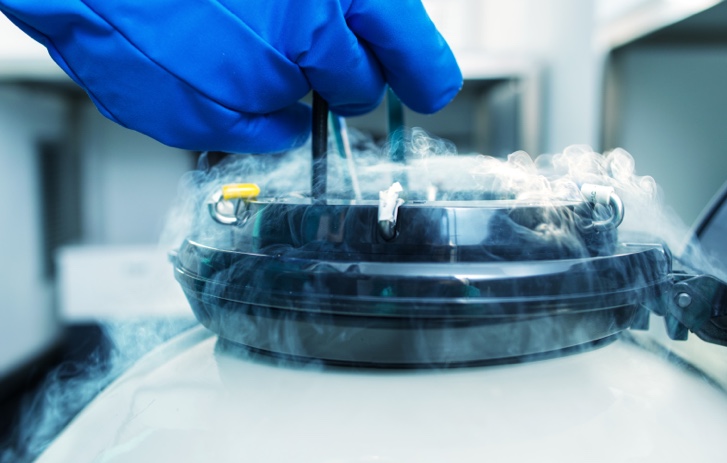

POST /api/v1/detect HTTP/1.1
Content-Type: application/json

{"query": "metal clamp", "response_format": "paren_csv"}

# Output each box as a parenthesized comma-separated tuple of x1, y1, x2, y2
(580, 184, 625, 231)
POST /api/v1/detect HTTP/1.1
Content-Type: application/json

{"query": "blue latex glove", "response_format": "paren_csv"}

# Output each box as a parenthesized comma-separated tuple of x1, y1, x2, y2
(0, 0, 462, 153)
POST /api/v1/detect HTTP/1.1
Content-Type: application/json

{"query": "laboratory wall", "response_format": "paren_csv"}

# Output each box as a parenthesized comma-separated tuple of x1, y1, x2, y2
(78, 104, 194, 246)
(0, 86, 65, 377)
(0, 86, 194, 379)
(57, 103, 194, 322)
(425, 0, 600, 153)
(605, 45, 727, 227)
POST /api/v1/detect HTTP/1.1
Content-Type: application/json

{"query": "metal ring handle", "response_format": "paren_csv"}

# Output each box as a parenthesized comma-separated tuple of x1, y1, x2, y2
(207, 190, 238, 225)
(580, 184, 625, 231)
(591, 192, 624, 230)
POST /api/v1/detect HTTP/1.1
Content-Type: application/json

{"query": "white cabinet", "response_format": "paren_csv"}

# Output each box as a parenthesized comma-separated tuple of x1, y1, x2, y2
(596, 0, 724, 48)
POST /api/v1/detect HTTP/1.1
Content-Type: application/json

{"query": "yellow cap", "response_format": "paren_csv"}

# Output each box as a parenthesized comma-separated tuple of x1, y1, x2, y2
(221, 183, 260, 200)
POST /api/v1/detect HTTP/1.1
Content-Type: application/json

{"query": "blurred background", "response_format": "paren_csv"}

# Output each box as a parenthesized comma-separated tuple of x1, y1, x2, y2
(2, 0, 727, 446)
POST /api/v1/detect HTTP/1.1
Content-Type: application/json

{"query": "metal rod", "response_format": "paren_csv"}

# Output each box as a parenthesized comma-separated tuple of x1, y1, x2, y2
(312, 92, 328, 200)
(387, 87, 408, 188)
(331, 114, 362, 201)
(387, 87, 405, 164)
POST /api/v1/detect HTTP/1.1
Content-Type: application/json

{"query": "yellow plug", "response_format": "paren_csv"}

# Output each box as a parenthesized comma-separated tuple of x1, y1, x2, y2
(221, 183, 260, 200)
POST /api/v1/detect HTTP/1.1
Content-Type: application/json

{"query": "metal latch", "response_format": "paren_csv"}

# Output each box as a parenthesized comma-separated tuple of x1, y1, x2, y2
(208, 183, 260, 225)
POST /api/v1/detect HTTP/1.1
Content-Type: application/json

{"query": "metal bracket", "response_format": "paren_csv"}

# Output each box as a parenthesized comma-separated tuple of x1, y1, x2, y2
(666, 274, 727, 346)
(377, 182, 404, 241)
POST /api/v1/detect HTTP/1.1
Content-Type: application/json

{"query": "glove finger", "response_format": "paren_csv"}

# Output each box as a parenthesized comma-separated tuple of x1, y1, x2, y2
(293, 2, 387, 116)
(59, 17, 312, 153)
(86, 84, 311, 154)
(210, 0, 387, 117)
(343, 0, 462, 114)
(209, 104, 312, 154)
(302, 36, 387, 117)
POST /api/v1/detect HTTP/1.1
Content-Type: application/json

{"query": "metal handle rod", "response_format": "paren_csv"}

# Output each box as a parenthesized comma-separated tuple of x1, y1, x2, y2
(331, 114, 362, 201)
(387, 88, 408, 188)
(312, 92, 328, 200)
(387, 87, 405, 164)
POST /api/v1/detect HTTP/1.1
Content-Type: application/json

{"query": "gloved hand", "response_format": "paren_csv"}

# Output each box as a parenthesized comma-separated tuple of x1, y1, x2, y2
(0, 0, 462, 153)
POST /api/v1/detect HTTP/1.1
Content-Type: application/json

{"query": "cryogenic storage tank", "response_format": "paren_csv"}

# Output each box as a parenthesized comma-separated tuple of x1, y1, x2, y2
(32, 96, 727, 462)
(32, 327, 727, 463)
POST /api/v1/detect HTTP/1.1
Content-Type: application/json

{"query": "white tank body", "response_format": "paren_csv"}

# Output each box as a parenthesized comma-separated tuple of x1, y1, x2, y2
(35, 326, 727, 463)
